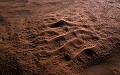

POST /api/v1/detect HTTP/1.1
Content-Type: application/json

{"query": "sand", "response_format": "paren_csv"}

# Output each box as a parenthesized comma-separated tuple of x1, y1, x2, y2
(0, 0, 120, 75)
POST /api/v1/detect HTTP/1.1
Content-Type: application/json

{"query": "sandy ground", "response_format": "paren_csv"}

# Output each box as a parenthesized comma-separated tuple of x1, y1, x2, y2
(0, 0, 120, 75)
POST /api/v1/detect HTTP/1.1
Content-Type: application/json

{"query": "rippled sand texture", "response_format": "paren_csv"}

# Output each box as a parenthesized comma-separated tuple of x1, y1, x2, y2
(0, 0, 120, 75)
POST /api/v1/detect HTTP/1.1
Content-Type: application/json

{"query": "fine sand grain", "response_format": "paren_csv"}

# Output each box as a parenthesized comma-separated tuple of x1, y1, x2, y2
(0, 0, 120, 75)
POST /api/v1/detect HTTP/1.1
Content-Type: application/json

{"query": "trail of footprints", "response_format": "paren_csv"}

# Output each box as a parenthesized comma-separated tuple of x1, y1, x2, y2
(30, 20, 120, 66)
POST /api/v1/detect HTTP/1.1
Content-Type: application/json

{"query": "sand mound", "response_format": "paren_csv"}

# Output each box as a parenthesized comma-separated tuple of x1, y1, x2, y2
(48, 20, 75, 28)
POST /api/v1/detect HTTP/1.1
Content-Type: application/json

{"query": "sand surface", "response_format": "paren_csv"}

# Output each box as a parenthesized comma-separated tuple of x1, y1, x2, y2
(0, 0, 120, 75)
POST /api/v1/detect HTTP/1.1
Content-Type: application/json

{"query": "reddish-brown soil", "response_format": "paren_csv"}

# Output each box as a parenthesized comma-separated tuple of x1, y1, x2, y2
(0, 0, 120, 75)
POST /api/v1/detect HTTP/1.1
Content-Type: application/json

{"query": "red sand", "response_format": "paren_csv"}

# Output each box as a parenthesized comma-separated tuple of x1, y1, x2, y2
(0, 0, 120, 75)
